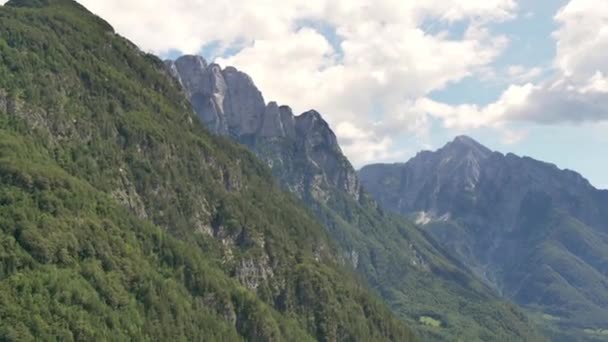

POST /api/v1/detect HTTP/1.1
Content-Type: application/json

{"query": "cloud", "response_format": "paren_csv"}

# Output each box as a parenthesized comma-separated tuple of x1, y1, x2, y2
(553, 0, 608, 80)
(507, 65, 543, 83)
(335, 122, 408, 166)
(416, 83, 534, 128)
(421, 0, 608, 129)
(211, 1, 515, 166)
(500, 128, 528, 145)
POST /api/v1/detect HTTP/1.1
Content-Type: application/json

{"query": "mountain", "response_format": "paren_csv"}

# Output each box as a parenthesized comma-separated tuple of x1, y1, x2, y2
(168, 56, 544, 340)
(0, 1, 420, 340)
(360, 135, 608, 341)
(165, 56, 361, 202)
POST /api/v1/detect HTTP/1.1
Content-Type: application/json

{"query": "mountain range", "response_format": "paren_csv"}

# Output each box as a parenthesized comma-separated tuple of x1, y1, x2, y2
(360, 136, 608, 341)
(0, 1, 416, 340)
(1, 0, 605, 341)
(167, 55, 543, 341)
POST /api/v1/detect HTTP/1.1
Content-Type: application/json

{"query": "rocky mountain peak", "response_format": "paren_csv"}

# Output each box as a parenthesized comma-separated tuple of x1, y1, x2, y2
(166, 56, 343, 152)
(167, 56, 341, 140)
(167, 56, 360, 201)
(166, 56, 268, 136)
(167, 55, 209, 89)
(360, 136, 608, 336)
(362, 134, 608, 248)
(176, 54, 208, 70)
(441, 135, 492, 160)
(453, 134, 480, 145)
(295, 110, 342, 154)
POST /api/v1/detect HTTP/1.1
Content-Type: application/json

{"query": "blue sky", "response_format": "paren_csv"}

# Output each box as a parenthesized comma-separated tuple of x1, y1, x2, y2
(423, 0, 606, 189)
(6, 0, 606, 188)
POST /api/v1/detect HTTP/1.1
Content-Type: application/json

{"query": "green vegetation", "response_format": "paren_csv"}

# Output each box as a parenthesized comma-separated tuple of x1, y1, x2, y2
(0, 0, 415, 340)
(248, 137, 544, 341)
(317, 191, 544, 341)
(419, 316, 442, 328)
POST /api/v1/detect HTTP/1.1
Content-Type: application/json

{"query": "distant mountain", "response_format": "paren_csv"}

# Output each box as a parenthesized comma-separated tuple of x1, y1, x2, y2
(168, 56, 544, 341)
(360, 135, 608, 340)
(0, 1, 418, 340)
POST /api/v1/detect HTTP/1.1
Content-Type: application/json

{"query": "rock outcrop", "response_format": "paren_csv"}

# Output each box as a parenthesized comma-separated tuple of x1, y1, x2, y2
(166, 55, 361, 203)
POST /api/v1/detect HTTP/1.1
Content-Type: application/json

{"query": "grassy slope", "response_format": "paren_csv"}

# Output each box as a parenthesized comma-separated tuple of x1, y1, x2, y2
(0, 1, 415, 340)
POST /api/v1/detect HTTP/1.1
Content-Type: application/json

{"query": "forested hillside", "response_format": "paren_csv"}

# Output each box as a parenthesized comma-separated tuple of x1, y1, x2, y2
(0, 1, 415, 340)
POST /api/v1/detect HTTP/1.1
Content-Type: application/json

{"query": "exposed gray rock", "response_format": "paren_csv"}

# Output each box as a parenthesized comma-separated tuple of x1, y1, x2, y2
(167, 56, 229, 134)
(359, 135, 608, 329)
(222, 66, 266, 136)
(260, 102, 285, 138)
(279, 105, 296, 139)
(167, 56, 361, 202)
(235, 256, 274, 291)
(294, 110, 360, 200)
(111, 172, 148, 220)
(361, 135, 605, 230)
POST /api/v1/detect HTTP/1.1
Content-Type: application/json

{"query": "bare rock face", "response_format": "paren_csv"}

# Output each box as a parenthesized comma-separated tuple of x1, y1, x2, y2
(361, 135, 493, 216)
(166, 55, 361, 202)
(279, 105, 296, 139)
(260, 102, 286, 138)
(222, 66, 266, 136)
(235, 256, 274, 291)
(166, 56, 229, 134)
(360, 135, 605, 229)
(167, 56, 267, 137)
(295, 110, 360, 200)
(359, 135, 608, 330)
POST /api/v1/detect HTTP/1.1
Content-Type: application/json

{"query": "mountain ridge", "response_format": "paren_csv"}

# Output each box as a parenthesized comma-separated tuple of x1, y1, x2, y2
(360, 135, 608, 341)
(169, 56, 544, 341)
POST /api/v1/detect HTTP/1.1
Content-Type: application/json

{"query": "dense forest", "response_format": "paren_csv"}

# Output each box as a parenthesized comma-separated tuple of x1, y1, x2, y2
(0, 0, 416, 340)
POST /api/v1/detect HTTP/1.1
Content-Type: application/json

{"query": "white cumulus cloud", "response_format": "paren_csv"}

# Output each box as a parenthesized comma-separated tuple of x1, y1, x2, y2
(421, 0, 608, 130)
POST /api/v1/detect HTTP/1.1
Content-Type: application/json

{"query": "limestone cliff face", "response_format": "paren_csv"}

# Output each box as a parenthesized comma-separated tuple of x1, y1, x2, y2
(166, 55, 361, 203)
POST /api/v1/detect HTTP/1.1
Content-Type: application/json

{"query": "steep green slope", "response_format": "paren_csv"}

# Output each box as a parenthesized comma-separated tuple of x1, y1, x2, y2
(168, 57, 545, 340)
(0, 130, 305, 341)
(0, 1, 415, 340)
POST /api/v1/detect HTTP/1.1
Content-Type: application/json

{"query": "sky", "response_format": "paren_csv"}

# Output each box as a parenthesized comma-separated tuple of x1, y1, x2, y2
(2, 0, 607, 189)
